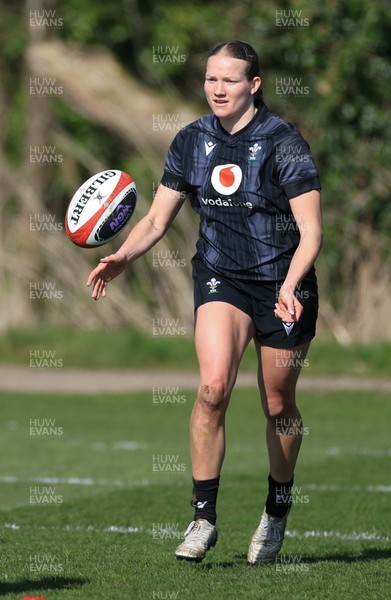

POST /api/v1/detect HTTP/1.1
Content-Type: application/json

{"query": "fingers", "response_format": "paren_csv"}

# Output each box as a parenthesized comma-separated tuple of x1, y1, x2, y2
(86, 252, 126, 300)
(91, 276, 109, 300)
(86, 259, 108, 288)
(86, 265, 108, 300)
(274, 296, 303, 323)
(86, 269, 99, 288)
(86, 255, 115, 298)
(274, 302, 292, 322)
(274, 305, 300, 322)
(99, 253, 117, 264)
(275, 285, 299, 322)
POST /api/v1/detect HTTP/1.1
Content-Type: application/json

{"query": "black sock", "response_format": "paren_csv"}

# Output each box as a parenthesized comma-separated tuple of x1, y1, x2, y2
(191, 476, 220, 526)
(265, 473, 293, 518)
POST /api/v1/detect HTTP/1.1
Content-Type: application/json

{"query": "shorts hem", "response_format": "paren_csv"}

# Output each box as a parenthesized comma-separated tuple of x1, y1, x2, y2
(256, 332, 316, 349)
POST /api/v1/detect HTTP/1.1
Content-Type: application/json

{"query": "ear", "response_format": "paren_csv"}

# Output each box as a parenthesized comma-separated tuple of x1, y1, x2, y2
(250, 76, 262, 95)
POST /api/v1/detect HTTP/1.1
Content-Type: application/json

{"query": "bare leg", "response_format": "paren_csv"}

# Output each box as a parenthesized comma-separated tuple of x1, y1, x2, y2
(257, 343, 310, 482)
(191, 302, 255, 480)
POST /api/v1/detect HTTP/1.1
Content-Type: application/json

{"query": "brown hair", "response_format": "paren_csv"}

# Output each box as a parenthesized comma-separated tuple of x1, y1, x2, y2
(207, 40, 263, 106)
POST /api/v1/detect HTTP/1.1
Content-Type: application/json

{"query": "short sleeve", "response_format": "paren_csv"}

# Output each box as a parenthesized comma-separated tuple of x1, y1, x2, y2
(160, 130, 191, 193)
(274, 126, 321, 199)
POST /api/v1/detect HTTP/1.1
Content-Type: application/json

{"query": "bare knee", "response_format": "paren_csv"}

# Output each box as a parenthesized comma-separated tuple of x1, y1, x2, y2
(262, 394, 298, 421)
(197, 380, 229, 413)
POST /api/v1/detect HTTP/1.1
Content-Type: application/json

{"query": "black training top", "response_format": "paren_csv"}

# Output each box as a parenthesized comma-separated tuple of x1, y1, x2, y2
(160, 103, 321, 281)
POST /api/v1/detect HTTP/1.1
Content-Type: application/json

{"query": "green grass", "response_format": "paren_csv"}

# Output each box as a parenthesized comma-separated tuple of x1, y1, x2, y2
(1, 325, 391, 377)
(1, 387, 391, 599)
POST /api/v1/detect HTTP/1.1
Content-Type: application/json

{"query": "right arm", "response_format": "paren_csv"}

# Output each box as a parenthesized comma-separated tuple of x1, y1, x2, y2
(86, 184, 185, 300)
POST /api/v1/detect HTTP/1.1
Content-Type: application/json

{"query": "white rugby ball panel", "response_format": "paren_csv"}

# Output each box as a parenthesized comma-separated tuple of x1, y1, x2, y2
(65, 170, 137, 248)
(66, 170, 120, 234)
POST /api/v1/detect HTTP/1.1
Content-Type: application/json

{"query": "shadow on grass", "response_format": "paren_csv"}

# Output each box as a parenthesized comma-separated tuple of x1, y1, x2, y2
(298, 547, 391, 564)
(232, 547, 391, 565)
(0, 576, 88, 596)
(197, 561, 237, 570)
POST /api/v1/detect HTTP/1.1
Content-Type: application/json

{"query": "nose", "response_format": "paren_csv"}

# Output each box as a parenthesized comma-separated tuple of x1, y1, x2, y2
(214, 80, 226, 96)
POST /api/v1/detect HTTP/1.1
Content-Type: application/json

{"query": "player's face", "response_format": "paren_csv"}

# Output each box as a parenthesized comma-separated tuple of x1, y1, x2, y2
(204, 53, 261, 127)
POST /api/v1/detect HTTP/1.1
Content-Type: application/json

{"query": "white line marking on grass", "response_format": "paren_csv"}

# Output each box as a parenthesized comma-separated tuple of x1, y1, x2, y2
(285, 530, 390, 542)
(0, 475, 150, 487)
(1, 476, 390, 494)
(1, 522, 389, 542)
(112, 441, 146, 450)
(4, 523, 20, 530)
(306, 483, 391, 493)
(90, 441, 147, 451)
(225, 481, 391, 493)
(323, 447, 391, 458)
(106, 525, 145, 534)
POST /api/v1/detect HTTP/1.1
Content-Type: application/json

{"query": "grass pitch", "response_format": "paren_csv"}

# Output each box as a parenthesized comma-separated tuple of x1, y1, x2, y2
(1, 325, 391, 377)
(1, 387, 391, 599)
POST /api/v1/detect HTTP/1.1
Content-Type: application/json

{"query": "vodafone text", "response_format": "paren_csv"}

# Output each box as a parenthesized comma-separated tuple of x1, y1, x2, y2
(201, 197, 252, 208)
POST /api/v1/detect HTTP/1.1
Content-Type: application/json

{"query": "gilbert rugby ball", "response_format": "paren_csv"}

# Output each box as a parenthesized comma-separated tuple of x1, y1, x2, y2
(65, 169, 137, 247)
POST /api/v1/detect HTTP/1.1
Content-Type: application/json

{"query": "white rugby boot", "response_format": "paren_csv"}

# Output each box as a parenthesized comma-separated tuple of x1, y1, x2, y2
(175, 519, 218, 562)
(247, 508, 290, 564)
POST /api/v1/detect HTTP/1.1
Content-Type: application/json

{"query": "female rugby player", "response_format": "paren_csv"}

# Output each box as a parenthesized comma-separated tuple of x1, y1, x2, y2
(87, 40, 323, 564)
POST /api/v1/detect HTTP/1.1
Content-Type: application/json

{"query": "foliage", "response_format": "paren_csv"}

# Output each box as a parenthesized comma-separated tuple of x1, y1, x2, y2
(1, 0, 390, 341)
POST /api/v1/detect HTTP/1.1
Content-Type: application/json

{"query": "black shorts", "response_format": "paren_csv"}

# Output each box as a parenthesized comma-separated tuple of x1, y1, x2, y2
(192, 256, 318, 349)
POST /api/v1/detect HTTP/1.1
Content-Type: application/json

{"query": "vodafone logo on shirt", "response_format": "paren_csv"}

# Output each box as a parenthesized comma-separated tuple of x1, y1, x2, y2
(211, 164, 242, 195)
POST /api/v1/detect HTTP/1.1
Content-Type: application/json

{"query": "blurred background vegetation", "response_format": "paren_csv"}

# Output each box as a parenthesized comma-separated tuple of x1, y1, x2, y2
(1, 0, 390, 348)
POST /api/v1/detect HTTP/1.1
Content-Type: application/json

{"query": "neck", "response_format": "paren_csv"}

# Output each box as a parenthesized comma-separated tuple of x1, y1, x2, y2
(219, 104, 257, 134)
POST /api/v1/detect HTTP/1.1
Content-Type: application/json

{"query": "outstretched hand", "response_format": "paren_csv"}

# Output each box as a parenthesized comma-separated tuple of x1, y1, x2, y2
(86, 252, 128, 300)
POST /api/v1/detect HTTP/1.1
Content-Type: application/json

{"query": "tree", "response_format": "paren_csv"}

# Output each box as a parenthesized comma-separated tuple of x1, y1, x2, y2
(1, 0, 390, 341)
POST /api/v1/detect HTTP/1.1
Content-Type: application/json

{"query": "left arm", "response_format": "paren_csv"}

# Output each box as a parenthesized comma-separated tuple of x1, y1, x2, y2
(274, 189, 323, 322)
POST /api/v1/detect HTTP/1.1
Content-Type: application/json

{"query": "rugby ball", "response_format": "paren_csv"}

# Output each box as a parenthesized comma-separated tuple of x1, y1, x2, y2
(65, 169, 137, 247)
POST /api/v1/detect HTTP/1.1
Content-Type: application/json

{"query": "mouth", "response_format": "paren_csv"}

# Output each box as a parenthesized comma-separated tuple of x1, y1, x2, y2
(213, 99, 228, 106)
